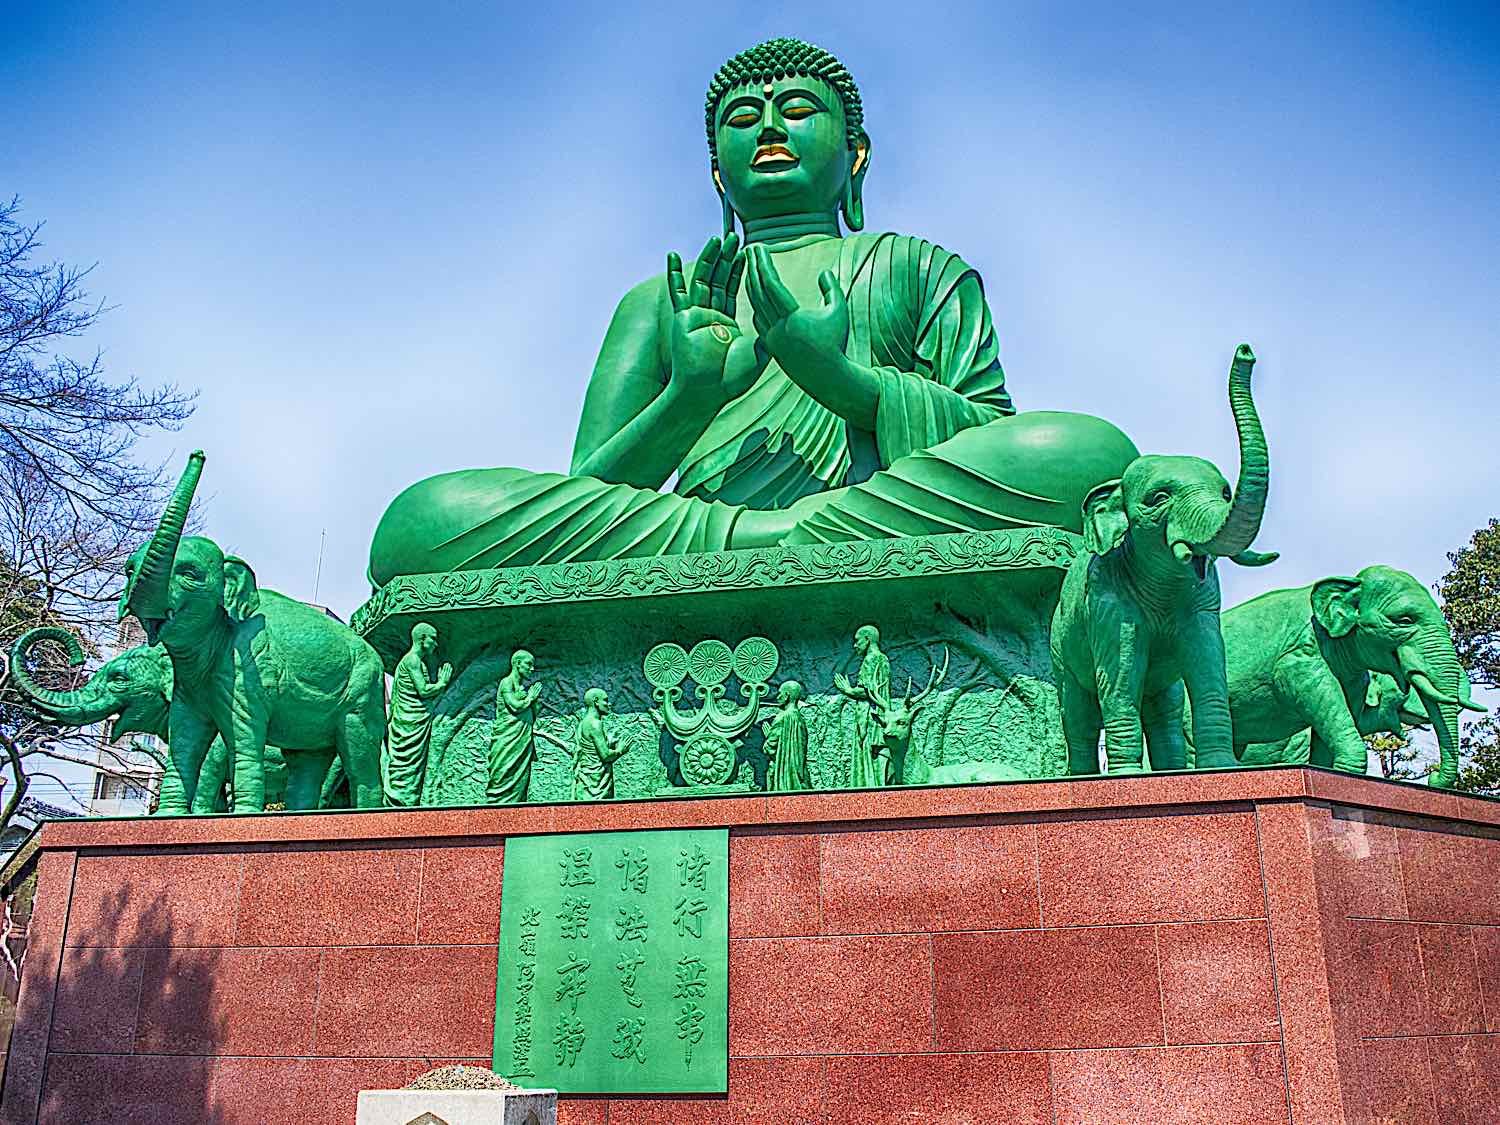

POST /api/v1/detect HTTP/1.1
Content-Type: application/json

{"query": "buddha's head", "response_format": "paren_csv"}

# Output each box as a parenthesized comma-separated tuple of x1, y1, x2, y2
(512, 648, 534, 677)
(705, 38, 870, 231)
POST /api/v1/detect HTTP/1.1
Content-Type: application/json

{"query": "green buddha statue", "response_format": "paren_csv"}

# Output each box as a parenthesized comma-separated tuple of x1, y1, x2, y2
(369, 38, 1136, 584)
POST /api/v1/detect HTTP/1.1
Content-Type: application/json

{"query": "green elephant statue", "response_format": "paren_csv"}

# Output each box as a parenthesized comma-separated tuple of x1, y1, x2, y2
(1218, 566, 1485, 786)
(8, 627, 302, 813)
(120, 450, 387, 812)
(1050, 345, 1277, 775)
(9, 627, 171, 747)
(1232, 671, 1426, 767)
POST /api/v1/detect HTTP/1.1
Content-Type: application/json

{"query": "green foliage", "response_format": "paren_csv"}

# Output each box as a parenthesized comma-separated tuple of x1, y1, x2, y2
(1439, 517, 1500, 690)
(1437, 517, 1500, 795)
(1364, 730, 1427, 783)
(0, 197, 194, 825)
(1456, 716, 1500, 795)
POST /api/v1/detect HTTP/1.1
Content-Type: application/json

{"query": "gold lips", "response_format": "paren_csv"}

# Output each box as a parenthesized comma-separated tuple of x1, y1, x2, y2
(752, 144, 797, 166)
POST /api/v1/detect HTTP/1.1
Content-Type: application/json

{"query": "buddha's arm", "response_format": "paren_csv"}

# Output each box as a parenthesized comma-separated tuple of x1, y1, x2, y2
(868, 271, 1013, 463)
(570, 277, 723, 488)
(745, 245, 1010, 461)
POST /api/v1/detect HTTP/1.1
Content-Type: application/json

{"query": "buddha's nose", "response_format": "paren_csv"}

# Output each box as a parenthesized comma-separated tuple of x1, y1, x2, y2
(757, 100, 786, 141)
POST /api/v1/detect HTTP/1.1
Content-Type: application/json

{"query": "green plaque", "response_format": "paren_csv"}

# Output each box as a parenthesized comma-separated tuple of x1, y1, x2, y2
(493, 828, 729, 1093)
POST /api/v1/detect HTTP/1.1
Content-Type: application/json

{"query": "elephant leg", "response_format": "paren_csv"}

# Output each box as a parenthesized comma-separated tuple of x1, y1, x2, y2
(1182, 612, 1236, 768)
(319, 756, 349, 809)
(1144, 681, 1187, 770)
(1276, 662, 1368, 774)
(336, 704, 386, 810)
(1093, 621, 1149, 773)
(1311, 723, 1368, 774)
(1308, 735, 1334, 768)
(166, 703, 216, 814)
(1057, 672, 1102, 775)
(227, 707, 272, 814)
(190, 737, 232, 814)
(153, 749, 190, 816)
(282, 750, 334, 811)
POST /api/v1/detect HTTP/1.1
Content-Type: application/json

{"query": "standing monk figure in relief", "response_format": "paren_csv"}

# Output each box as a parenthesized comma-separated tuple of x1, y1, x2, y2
(835, 625, 893, 787)
(572, 688, 628, 801)
(384, 623, 451, 806)
(488, 649, 540, 804)
(368, 38, 1136, 585)
(762, 680, 812, 792)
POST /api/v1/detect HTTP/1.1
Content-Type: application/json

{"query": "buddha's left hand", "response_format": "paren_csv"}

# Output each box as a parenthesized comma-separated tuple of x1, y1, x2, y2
(745, 244, 851, 387)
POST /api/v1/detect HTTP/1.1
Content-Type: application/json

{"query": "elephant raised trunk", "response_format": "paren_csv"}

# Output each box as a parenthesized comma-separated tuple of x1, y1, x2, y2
(1199, 345, 1271, 560)
(123, 449, 204, 623)
(8, 627, 86, 717)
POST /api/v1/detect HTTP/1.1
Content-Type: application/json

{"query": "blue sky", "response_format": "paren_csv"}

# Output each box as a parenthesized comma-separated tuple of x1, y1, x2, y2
(5, 4, 1498, 727)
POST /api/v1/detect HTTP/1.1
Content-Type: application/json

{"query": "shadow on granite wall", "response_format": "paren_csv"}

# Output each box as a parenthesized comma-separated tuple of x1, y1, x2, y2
(40, 888, 228, 1125)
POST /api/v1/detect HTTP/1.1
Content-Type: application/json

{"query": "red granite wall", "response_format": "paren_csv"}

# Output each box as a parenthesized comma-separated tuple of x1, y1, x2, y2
(1, 769, 1497, 1125)
(1300, 781, 1500, 1124)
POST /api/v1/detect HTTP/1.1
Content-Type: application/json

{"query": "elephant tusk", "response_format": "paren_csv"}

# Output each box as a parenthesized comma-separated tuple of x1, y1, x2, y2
(1407, 670, 1459, 706)
(1230, 549, 1280, 568)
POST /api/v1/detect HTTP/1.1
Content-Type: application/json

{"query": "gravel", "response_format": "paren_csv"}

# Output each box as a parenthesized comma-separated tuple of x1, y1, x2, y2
(405, 1065, 521, 1092)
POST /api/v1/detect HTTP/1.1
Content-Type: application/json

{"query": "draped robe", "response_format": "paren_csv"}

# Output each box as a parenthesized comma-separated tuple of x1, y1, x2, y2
(384, 650, 438, 806)
(368, 233, 1137, 583)
(486, 673, 536, 804)
(571, 714, 617, 801)
(848, 646, 893, 788)
(764, 706, 812, 792)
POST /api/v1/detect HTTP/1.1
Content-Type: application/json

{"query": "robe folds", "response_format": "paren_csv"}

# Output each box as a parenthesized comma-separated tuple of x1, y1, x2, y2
(486, 675, 536, 804)
(384, 650, 437, 806)
(848, 648, 893, 789)
(368, 233, 1136, 584)
(764, 707, 812, 792)
(572, 715, 616, 801)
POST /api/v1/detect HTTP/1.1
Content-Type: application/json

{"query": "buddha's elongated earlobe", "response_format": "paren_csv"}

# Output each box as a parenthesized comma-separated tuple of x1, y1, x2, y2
(841, 139, 870, 232)
(713, 167, 735, 239)
(841, 180, 864, 232)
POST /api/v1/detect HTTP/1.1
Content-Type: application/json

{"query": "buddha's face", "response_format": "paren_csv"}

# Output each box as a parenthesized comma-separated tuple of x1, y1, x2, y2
(714, 74, 859, 221)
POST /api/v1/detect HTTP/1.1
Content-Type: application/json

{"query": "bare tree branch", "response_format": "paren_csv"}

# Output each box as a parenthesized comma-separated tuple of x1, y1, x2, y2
(0, 197, 196, 832)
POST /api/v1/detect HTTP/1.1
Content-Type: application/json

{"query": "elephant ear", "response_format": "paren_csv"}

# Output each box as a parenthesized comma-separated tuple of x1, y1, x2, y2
(223, 556, 262, 623)
(1311, 576, 1361, 638)
(1081, 480, 1128, 556)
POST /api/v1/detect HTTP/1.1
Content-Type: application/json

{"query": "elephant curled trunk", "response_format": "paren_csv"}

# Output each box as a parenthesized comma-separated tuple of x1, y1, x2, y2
(1200, 345, 1272, 560)
(8, 627, 87, 716)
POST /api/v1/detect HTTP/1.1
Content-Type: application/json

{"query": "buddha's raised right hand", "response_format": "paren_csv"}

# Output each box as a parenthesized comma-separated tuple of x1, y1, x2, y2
(666, 234, 769, 407)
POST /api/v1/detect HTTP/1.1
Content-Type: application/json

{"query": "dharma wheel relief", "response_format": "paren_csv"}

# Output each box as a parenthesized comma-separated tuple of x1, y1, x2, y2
(397, 619, 1065, 804)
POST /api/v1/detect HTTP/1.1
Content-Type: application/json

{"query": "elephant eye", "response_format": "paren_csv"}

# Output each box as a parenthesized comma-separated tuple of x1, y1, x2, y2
(1393, 614, 1416, 625)
(1221, 485, 1233, 502)
(1147, 489, 1171, 505)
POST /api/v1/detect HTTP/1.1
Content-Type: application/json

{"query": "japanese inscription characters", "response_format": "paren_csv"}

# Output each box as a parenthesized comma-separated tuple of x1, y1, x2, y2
(493, 828, 728, 1094)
